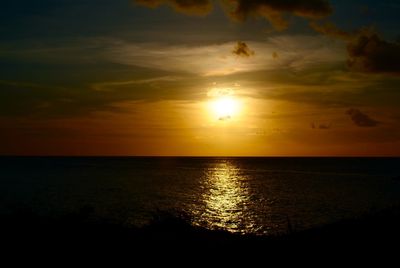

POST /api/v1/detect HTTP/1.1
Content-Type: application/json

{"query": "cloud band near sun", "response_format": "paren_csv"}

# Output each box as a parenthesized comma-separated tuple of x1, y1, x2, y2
(135, 0, 400, 76)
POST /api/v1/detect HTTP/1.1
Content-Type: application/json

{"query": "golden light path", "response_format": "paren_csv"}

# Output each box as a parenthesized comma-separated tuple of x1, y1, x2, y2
(193, 160, 257, 233)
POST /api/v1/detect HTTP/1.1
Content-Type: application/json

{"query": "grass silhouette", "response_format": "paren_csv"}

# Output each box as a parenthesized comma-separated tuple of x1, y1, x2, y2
(1, 204, 400, 257)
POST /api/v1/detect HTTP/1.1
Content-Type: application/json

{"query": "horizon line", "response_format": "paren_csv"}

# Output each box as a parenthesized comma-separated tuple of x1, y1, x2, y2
(0, 155, 399, 158)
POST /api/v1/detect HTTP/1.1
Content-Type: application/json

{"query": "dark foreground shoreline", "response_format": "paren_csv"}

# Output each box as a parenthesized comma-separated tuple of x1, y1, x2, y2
(1, 205, 400, 258)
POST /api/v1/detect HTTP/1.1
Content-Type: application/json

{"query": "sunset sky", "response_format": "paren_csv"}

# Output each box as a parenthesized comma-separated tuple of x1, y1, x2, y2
(1, 0, 400, 156)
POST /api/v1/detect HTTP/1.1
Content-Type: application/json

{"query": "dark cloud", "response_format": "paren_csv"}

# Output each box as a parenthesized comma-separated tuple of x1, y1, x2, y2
(230, 0, 332, 30)
(272, 52, 279, 59)
(135, 0, 332, 30)
(232, 41, 255, 57)
(219, 115, 231, 121)
(346, 108, 380, 127)
(134, 0, 213, 15)
(311, 22, 400, 75)
(311, 122, 331, 130)
(347, 29, 400, 75)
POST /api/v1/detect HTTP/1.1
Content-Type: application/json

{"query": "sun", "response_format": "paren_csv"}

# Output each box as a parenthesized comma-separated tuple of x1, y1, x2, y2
(212, 97, 240, 121)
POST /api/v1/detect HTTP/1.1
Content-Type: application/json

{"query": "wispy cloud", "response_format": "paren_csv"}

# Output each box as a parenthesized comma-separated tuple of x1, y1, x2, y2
(228, 0, 332, 30)
(134, 0, 332, 30)
(108, 36, 344, 75)
(91, 76, 184, 91)
(310, 21, 352, 40)
(135, 0, 213, 15)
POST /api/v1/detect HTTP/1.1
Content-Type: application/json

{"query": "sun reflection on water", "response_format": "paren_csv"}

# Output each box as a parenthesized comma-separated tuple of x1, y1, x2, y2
(192, 160, 256, 233)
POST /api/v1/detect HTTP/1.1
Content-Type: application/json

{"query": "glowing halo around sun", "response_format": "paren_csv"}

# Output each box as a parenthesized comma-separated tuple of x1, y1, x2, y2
(205, 87, 243, 122)
(210, 96, 241, 121)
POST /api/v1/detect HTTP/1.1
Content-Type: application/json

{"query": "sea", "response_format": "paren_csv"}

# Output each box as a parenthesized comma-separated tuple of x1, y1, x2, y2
(1, 157, 400, 235)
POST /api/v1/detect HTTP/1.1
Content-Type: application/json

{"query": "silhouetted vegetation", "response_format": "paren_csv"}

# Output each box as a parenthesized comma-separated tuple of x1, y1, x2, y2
(1, 204, 400, 257)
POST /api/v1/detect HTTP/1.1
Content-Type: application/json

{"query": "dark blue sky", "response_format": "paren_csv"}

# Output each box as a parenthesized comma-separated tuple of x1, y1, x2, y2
(1, 0, 398, 43)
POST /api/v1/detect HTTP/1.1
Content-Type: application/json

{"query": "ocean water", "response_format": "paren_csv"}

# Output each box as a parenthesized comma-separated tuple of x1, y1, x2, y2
(1, 157, 400, 235)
